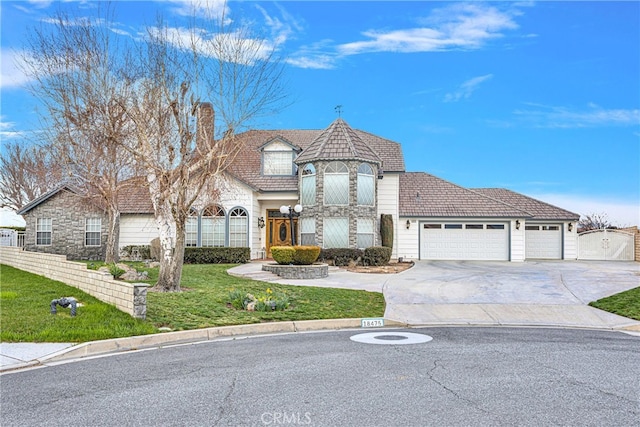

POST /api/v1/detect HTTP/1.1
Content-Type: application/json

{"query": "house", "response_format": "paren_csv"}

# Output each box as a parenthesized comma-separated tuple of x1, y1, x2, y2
(18, 117, 580, 261)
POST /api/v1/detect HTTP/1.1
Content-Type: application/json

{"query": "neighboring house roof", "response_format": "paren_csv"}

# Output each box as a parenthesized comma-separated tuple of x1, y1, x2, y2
(17, 184, 82, 215)
(399, 172, 532, 218)
(294, 118, 382, 166)
(473, 188, 580, 221)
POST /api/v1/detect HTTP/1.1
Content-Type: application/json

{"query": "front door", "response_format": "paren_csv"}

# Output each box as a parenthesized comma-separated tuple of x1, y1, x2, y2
(266, 210, 297, 256)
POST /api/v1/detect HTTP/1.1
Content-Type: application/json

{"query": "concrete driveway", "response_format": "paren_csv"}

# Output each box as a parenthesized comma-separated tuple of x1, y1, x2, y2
(230, 260, 640, 330)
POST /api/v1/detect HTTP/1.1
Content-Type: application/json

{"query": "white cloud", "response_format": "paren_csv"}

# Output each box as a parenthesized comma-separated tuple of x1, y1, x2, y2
(530, 193, 640, 228)
(444, 74, 493, 102)
(165, 0, 229, 21)
(0, 117, 24, 140)
(0, 49, 31, 89)
(514, 103, 640, 128)
(338, 3, 519, 55)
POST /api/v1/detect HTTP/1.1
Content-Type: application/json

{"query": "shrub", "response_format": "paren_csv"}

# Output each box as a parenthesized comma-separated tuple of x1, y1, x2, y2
(120, 245, 151, 260)
(184, 247, 250, 264)
(271, 246, 295, 265)
(319, 248, 363, 266)
(108, 263, 125, 279)
(227, 288, 290, 312)
(380, 214, 394, 249)
(363, 246, 392, 266)
(293, 245, 321, 265)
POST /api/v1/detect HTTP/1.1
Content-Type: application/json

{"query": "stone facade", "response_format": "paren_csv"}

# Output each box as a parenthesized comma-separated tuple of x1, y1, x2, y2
(299, 160, 378, 248)
(262, 263, 329, 279)
(22, 189, 107, 260)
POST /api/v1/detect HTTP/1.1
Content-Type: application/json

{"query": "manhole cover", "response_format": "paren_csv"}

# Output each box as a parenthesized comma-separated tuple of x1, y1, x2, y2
(350, 332, 433, 345)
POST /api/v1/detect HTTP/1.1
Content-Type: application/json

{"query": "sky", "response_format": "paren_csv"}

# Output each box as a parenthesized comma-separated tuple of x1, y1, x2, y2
(1, 0, 639, 227)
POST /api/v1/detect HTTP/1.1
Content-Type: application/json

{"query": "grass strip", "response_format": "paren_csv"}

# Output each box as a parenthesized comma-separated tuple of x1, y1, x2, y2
(589, 286, 640, 321)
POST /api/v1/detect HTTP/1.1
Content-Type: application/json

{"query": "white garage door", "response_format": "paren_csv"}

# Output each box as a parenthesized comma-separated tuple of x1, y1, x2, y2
(525, 224, 562, 259)
(420, 223, 509, 261)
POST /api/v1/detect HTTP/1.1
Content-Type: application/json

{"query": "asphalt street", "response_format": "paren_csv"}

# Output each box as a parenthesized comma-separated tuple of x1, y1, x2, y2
(2, 327, 639, 427)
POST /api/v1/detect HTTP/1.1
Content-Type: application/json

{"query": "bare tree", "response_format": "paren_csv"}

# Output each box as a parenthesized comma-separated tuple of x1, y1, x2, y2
(123, 7, 288, 291)
(578, 213, 616, 231)
(22, 6, 138, 263)
(0, 140, 61, 210)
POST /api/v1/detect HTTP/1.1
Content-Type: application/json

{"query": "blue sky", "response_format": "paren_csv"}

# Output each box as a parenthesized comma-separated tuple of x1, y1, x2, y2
(1, 1, 639, 226)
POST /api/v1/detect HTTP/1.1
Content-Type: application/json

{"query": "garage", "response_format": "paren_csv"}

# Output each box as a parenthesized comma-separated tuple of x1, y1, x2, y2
(420, 222, 509, 261)
(525, 224, 562, 259)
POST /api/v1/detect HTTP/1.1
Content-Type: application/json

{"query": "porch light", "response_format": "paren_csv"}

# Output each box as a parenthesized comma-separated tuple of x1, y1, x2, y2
(515, 220, 521, 230)
(406, 220, 411, 229)
(568, 222, 573, 232)
(257, 217, 266, 229)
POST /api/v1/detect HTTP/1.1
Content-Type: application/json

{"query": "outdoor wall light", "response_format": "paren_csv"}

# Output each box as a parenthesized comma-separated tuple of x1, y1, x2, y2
(406, 220, 411, 229)
(568, 222, 573, 232)
(515, 220, 521, 230)
(257, 217, 266, 229)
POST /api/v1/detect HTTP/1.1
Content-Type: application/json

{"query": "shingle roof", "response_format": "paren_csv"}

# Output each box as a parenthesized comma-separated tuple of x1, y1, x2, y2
(473, 188, 580, 220)
(17, 184, 81, 215)
(294, 118, 382, 166)
(399, 173, 532, 218)
(117, 177, 154, 214)
(227, 124, 405, 192)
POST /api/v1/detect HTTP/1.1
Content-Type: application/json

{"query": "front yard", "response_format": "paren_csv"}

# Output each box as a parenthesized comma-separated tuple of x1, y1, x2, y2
(0, 263, 385, 342)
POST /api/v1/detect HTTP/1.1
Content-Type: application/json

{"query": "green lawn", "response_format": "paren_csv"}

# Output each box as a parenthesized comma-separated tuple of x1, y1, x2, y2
(589, 287, 640, 321)
(0, 263, 386, 342)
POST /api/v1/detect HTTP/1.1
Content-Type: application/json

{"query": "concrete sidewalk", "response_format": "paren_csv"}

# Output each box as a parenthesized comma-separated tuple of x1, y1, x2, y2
(3, 260, 639, 373)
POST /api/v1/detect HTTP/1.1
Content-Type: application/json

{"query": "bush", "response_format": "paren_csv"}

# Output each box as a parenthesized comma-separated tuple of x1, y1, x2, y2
(271, 246, 295, 265)
(293, 245, 321, 265)
(184, 247, 250, 264)
(363, 246, 392, 266)
(108, 263, 125, 279)
(120, 245, 151, 260)
(319, 248, 363, 266)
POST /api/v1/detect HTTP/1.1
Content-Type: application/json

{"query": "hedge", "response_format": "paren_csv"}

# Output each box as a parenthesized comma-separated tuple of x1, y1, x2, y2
(319, 248, 363, 266)
(271, 246, 295, 265)
(293, 245, 321, 265)
(363, 246, 392, 266)
(184, 247, 250, 264)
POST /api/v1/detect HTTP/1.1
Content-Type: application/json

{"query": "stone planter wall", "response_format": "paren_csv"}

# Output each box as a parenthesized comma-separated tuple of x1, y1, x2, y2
(262, 263, 329, 279)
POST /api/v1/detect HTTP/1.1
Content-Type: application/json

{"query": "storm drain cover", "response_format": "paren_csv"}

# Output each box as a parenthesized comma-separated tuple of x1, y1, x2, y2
(350, 332, 433, 345)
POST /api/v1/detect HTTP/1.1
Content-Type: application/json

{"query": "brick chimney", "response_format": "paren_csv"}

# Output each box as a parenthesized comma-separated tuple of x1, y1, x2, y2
(196, 102, 214, 152)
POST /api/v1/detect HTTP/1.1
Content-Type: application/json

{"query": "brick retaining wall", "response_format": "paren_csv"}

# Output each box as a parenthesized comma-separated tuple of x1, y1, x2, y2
(0, 247, 147, 319)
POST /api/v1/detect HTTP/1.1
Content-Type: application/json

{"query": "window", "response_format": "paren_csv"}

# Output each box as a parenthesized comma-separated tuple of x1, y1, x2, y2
(357, 218, 375, 249)
(543, 225, 560, 231)
(486, 224, 505, 230)
(185, 209, 199, 247)
(324, 162, 349, 205)
(85, 218, 101, 246)
(229, 208, 248, 247)
(202, 205, 225, 247)
(423, 224, 442, 229)
(465, 224, 483, 230)
(300, 217, 316, 246)
(444, 224, 463, 229)
(525, 225, 539, 231)
(323, 217, 349, 248)
(357, 163, 375, 206)
(36, 218, 52, 246)
(263, 141, 295, 176)
(301, 164, 316, 206)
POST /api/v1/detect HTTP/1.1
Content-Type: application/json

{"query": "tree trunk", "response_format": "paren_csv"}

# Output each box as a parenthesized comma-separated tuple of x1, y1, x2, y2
(104, 205, 120, 264)
(154, 203, 185, 292)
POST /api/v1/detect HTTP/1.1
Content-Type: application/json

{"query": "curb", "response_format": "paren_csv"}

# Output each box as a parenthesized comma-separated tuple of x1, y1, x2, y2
(11, 318, 407, 369)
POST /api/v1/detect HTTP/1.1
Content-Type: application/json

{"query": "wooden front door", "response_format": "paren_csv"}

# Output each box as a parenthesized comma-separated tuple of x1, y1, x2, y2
(266, 210, 297, 256)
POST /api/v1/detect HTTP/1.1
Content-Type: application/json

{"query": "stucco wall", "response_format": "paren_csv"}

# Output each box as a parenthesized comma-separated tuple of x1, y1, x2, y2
(22, 190, 107, 260)
(0, 247, 147, 319)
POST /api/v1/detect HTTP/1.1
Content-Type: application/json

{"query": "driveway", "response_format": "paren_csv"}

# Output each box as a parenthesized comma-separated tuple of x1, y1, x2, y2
(229, 260, 640, 330)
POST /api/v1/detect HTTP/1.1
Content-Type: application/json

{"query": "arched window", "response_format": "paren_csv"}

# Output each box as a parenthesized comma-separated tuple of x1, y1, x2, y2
(324, 161, 349, 205)
(301, 163, 316, 206)
(201, 205, 225, 247)
(185, 208, 199, 247)
(357, 163, 375, 206)
(229, 207, 248, 247)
